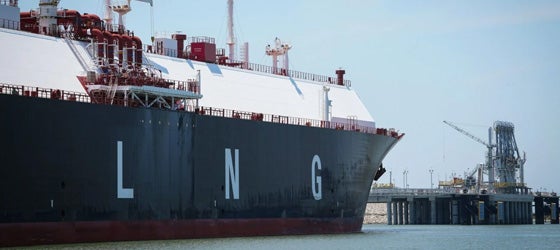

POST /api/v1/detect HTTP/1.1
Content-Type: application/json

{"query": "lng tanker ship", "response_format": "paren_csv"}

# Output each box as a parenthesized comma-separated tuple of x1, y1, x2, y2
(0, 0, 402, 246)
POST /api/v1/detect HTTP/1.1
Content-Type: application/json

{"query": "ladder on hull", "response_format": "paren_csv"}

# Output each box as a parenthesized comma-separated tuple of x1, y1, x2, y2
(108, 76, 118, 105)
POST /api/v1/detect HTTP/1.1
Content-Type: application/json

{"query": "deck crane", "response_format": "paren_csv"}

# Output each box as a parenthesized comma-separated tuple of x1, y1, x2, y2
(105, 0, 154, 36)
(443, 121, 495, 191)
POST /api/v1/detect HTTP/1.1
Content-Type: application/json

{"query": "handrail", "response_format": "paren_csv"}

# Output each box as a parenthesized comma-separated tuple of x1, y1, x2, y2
(193, 106, 401, 138)
(142, 45, 352, 87)
(0, 18, 19, 30)
(91, 72, 200, 94)
(227, 59, 352, 87)
(0, 83, 402, 139)
(0, 0, 18, 7)
(0, 84, 90, 102)
(370, 188, 458, 195)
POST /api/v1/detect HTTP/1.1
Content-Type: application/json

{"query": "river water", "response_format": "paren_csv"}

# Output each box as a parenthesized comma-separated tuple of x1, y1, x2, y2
(14, 224, 560, 250)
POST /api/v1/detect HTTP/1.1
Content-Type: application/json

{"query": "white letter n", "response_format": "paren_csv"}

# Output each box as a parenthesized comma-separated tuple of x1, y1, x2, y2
(225, 148, 240, 200)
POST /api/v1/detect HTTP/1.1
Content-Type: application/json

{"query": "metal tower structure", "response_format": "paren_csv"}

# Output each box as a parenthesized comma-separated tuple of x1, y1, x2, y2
(493, 121, 526, 193)
(444, 120, 527, 194)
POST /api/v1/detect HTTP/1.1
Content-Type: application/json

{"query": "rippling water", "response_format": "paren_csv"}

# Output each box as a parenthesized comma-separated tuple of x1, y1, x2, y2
(14, 224, 560, 250)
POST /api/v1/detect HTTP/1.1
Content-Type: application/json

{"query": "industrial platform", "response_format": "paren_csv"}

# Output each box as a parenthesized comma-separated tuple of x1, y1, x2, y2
(369, 120, 558, 225)
(368, 188, 558, 225)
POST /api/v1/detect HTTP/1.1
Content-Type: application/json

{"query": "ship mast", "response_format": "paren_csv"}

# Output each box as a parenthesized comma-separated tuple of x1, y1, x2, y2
(111, 0, 131, 31)
(106, 0, 153, 34)
(38, 0, 59, 35)
(227, 0, 235, 61)
(266, 37, 292, 75)
(103, 0, 114, 31)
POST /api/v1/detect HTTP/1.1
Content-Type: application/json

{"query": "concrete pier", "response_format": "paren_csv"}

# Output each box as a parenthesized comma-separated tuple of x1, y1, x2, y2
(368, 188, 549, 225)
(534, 195, 559, 224)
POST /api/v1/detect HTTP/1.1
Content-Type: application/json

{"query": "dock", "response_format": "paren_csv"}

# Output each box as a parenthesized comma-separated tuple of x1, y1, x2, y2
(368, 188, 559, 225)
(367, 121, 559, 225)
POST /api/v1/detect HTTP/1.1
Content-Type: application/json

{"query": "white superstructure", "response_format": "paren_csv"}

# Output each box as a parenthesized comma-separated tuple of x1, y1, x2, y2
(0, 0, 376, 129)
(147, 52, 374, 125)
(0, 28, 88, 93)
(0, 26, 376, 128)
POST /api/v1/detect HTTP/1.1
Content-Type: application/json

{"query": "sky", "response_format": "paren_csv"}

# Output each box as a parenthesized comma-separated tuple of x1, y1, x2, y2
(19, 0, 560, 193)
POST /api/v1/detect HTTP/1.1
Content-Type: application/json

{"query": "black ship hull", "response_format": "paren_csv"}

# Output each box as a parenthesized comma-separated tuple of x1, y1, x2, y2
(0, 93, 399, 246)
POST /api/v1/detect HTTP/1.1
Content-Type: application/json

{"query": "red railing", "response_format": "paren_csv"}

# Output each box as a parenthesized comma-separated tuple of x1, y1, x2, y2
(0, 83, 402, 139)
(142, 45, 351, 87)
(225, 59, 352, 87)
(194, 106, 400, 138)
(1, 84, 90, 102)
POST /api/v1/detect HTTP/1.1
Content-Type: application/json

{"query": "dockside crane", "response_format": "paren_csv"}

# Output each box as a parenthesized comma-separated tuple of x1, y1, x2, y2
(443, 121, 495, 191)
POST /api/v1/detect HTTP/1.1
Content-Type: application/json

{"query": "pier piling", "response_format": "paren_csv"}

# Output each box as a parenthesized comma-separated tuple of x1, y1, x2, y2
(368, 188, 555, 225)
